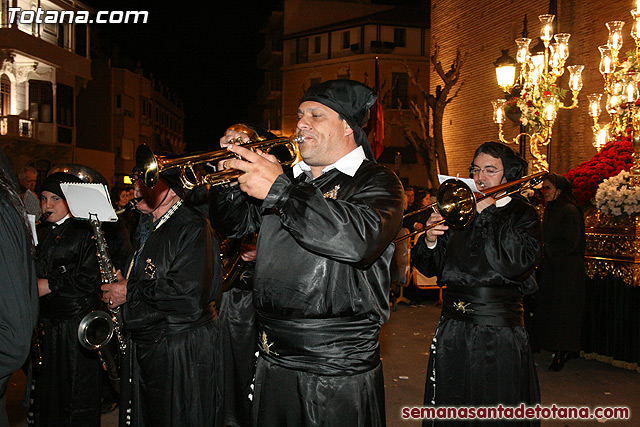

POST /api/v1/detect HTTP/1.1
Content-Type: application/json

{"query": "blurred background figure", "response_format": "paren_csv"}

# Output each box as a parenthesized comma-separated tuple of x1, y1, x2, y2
(110, 185, 139, 246)
(404, 186, 415, 213)
(535, 173, 586, 372)
(0, 148, 38, 427)
(18, 166, 41, 219)
(31, 171, 103, 426)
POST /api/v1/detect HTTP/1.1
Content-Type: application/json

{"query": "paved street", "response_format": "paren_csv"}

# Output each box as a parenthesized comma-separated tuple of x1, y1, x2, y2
(6, 287, 640, 426)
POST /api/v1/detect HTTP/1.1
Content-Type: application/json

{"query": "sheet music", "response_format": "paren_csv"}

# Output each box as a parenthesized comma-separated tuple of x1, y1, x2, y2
(437, 174, 484, 194)
(60, 183, 118, 222)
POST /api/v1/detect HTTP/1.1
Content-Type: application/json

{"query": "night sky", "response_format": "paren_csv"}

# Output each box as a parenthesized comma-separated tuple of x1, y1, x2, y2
(84, 1, 423, 152)
(84, 1, 280, 152)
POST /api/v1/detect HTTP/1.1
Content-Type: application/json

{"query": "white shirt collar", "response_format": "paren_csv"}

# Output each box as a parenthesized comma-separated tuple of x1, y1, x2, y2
(55, 214, 71, 226)
(495, 195, 512, 207)
(293, 145, 365, 178)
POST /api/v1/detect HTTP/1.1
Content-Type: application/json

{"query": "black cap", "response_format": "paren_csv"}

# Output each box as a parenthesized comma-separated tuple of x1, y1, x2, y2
(41, 172, 82, 200)
(472, 141, 528, 182)
(300, 79, 377, 161)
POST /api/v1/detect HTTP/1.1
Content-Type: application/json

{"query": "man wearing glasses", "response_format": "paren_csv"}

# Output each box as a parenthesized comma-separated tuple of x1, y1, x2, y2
(412, 141, 543, 426)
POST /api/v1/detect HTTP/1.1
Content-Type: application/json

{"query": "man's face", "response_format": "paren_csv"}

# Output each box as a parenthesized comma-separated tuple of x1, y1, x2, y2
(296, 101, 352, 168)
(134, 178, 170, 214)
(40, 191, 70, 223)
(21, 170, 37, 191)
(471, 153, 506, 191)
(405, 189, 415, 205)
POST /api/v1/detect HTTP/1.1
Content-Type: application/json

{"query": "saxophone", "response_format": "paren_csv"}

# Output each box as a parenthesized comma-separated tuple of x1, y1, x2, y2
(77, 217, 126, 392)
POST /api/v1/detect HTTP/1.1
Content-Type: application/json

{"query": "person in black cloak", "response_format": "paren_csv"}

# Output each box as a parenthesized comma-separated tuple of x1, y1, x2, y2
(0, 148, 38, 427)
(31, 171, 103, 426)
(101, 166, 223, 426)
(412, 141, 543, 426)
(535, 173, 585, 371)
(210, 79, 404, 426)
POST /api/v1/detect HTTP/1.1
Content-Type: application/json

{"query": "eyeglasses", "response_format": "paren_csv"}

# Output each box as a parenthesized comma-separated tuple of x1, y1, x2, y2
(469, 166, 503, 177)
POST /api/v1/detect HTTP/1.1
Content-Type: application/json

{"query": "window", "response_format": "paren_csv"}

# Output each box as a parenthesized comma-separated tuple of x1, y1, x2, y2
(342, 31, 350, 49)
(56, 83, 73, 127)
(57, 23, 65, 48)
(1, 75, 10, 116)
(394, 28, 407, 47)
(115, 94, 134, 118)
(391, 73, 409, 109)
(298, 38, 309, 63)
(314, 36, 321, 54)
(75, 24, 87, 57)
(29, 80, 53, 123)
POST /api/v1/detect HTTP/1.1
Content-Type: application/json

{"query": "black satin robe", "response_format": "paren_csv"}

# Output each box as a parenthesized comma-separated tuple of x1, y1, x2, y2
(211, 161, 404, 427)
(412, 195, 542, 427)
(534, 199, 585, 352)
(119, 203, 222, 427)
(219, 260, 257, 427)
(32, 219, 103, 427)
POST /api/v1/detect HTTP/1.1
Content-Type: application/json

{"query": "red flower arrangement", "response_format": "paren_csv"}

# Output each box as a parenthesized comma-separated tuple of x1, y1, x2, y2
(564, 132, 633, 207)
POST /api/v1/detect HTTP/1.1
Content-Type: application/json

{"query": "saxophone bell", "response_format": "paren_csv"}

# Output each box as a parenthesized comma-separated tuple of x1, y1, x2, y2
(77, 310, 115, 350)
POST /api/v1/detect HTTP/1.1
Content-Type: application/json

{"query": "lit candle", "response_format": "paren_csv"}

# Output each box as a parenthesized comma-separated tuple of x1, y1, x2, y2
(627, 81, 637, 103)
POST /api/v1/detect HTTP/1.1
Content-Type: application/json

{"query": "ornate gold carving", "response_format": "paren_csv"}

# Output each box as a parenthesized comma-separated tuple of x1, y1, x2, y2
(584, 208, 640, 286)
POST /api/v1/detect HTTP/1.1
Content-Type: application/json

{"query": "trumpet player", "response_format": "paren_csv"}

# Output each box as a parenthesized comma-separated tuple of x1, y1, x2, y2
(101, 167, 222, 426)
(412, 141, 543, 426)
(211, 79, 404, 426)
(31, 172, 103, 426)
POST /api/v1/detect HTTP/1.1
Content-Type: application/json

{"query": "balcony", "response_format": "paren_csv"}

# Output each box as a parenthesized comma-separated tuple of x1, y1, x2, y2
(0, 115, 36, 141)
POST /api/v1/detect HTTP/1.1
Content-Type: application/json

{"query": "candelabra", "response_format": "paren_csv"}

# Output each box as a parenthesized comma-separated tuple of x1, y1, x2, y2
(586, 1, 640, 184)
(493, 14, 584, 172)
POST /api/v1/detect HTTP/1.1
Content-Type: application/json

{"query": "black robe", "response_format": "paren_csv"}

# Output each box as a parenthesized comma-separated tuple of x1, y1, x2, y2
(211, 161, 404, 427)
(534, 199, 585, 352)
(32, 219, 103, 427)
(412, 196, 542, 427)
(119, 202, 222, 427)
(0, 197, 38, 427)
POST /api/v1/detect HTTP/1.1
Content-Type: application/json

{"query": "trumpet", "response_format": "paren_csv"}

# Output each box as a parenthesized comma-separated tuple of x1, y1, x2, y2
(135, 133, 303, 190)
(396, 171, 548, 243)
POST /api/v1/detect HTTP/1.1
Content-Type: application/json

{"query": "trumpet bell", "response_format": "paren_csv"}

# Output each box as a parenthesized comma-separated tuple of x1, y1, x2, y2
(437, 180, 476, 228)
(136, 144, 160, 189)
(78, 310, 115, 351)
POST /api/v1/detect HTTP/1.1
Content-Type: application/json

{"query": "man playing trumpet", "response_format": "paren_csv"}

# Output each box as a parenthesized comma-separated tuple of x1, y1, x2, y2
(211, 79, 404, 426)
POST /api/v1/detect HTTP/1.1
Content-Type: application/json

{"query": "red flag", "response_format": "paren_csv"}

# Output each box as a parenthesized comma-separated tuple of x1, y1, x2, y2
(374, 58, 384, 159)
(375, 97, 384, 159)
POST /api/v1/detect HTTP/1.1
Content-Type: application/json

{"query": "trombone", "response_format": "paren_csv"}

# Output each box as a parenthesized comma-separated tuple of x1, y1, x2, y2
(396, 171, 548, 243)
(135, 128, 303, 190)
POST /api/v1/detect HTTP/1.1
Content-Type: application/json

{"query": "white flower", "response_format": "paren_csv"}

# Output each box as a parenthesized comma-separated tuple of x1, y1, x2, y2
(595, 170, 640, 217)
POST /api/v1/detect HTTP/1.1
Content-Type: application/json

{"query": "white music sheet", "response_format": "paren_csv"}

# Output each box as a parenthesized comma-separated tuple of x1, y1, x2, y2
(60, 183, 118, 222)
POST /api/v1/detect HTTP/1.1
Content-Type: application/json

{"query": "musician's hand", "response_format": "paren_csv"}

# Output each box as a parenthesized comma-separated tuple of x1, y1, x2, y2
(37, 278, 51, 297)
(476, 196, 496, 214)
(226, 144, 283, 200)
(102, 270, 128, 309)
(240, 243, 257, 262)
(424, 213, 448, 243)
(218, 129, 252, 171)
(413, 222, 424, 231)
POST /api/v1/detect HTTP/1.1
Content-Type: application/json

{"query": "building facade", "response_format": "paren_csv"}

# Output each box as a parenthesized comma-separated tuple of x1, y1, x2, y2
(76, 56, 185, 186)
(258, 0, 431, 187)
(0, 0, 92, 183)
(429, 0, 634, 176)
